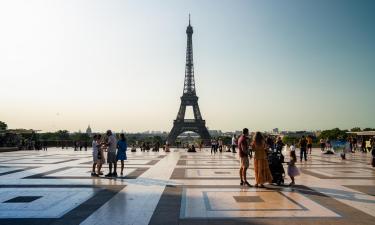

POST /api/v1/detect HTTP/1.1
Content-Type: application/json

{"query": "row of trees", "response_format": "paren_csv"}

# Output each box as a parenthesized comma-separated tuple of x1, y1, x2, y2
(282, 127, 375, 145)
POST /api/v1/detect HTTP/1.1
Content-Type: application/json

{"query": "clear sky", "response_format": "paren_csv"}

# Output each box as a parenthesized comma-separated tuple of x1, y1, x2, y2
(0, 0, 374, 133)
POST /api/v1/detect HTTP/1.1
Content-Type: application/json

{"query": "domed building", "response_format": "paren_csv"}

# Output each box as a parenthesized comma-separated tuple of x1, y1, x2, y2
(86, 125, 92, 137)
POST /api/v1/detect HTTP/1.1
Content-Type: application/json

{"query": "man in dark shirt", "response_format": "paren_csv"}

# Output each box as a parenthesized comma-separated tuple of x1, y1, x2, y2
(299, 136, 308, 162)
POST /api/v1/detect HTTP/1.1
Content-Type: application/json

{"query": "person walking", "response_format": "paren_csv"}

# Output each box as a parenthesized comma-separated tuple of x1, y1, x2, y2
(252, 132, 273, 188)
(238, 128, 251, 187)
(105, 130, 118, 177)
(116, 133, 127, 176)
(299, 136, 308, 162)
(231, 135, 237, 153)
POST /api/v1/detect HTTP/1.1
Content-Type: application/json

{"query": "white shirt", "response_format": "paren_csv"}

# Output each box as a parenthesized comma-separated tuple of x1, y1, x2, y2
(290, 145, 296, 152)
(108, 134, 117, 152)
(231, 137, 236, 146)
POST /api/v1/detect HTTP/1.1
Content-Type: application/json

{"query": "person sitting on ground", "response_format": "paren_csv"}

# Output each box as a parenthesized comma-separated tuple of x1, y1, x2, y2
(187, 144, 196, 152)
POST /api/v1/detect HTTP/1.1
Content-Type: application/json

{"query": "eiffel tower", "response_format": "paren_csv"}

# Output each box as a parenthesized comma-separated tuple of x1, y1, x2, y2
(167, 15, 211, 144)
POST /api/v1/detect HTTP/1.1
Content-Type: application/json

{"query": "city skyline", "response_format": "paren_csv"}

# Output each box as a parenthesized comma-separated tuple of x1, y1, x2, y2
(1, 0, 375, 132)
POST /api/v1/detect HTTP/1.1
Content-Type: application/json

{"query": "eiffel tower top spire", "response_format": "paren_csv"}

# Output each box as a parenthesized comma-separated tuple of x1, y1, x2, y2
(183, 14, 195, 95)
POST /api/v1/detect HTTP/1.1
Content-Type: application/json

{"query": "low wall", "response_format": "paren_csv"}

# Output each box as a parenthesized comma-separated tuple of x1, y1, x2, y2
(0, 147, 19, 152)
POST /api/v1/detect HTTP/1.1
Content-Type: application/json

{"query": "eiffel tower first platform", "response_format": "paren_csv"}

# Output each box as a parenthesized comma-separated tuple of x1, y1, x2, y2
(167, 16, 211, 145)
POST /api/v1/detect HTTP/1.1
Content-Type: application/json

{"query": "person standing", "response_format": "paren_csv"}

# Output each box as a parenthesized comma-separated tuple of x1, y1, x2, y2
(307, 135, 313, 155)
(105, 130, 118, 177)
(91, 135, 99, 176)
(371, 137, 375, 167)
(275, 136, 285, 152)
(211, 139, 217, 154)
(98, 135, 105, 175)
(320, 138, 325, 152)
(43, 140, 48, 151)
(252, 132, 273, 188)
(116, 133, 127, 176)
(352, 137, 357, 152)
(231, 135, 237, 153)
(218, 138, 223, 153)
(238, 128, 252, 187)
(287, 150, 300, 186)
(299, 136, 308, 162)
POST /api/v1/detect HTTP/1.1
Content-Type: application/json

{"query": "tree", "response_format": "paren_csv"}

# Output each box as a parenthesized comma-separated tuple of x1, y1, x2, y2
(363, 128, 375, 131)
(350, 127, 361, 132)
(56, 130, 69, 140)
(0, 121, 7, 131)
(319, 128, 348, 140)
(282, 136, 299, 145)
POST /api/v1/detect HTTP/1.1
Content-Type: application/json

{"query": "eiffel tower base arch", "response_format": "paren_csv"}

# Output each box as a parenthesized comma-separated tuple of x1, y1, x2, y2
(167, 120, 210, 145)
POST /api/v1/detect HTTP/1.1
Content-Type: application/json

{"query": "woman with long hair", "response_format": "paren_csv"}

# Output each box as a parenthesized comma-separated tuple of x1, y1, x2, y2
(252, 132, 273, 188)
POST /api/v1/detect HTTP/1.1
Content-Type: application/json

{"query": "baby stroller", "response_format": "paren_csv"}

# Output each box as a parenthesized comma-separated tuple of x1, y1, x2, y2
(268, 149, 285, 185)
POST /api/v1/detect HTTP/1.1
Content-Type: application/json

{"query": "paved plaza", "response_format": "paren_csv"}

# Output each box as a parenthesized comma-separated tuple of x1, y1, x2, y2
(0, 148, 374, 225)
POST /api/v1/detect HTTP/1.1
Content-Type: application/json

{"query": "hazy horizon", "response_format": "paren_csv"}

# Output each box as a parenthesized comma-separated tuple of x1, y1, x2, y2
(1, 0, 375, 133)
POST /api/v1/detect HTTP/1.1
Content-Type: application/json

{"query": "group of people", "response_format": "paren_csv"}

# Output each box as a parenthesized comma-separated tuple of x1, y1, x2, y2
(210, 138, 224, 154)
(238, 128, 300, 187)
(91, 130, 128, 177)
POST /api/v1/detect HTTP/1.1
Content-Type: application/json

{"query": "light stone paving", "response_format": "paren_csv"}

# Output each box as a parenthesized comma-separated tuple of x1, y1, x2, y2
(0, 148, 374, 225)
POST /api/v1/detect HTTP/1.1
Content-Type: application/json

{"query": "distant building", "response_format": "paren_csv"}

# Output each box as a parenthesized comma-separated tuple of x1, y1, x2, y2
(86, 125, 92, 137)
(273, 128, 279, 134)
(209, 130, 222, 137)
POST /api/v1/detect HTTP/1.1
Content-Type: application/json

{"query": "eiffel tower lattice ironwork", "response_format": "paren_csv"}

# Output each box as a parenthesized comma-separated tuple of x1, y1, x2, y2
(167, 15, 211, 144)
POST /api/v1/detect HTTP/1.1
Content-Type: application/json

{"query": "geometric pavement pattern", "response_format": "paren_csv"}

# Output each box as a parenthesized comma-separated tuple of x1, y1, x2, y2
(0, 147, 374, 225)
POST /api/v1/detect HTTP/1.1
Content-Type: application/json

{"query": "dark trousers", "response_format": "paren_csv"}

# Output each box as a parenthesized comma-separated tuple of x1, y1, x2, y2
(300, 148, 307, 161)
(232, 145, 236, 153)
(211, 145, 216, 154)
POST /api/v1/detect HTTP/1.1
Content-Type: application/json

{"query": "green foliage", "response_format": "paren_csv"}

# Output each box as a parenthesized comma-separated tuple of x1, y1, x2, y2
(56, 130, 70, 140)
(350, 127, 361, 132)
(282, 136, 299, 145)
(363, 128, 375, 131)
(319, 128, 348, 140)
(0, 121, 7, 131)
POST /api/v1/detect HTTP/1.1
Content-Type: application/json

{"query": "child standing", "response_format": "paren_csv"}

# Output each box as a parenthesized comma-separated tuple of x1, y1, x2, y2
(287, 149, 300, 186)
